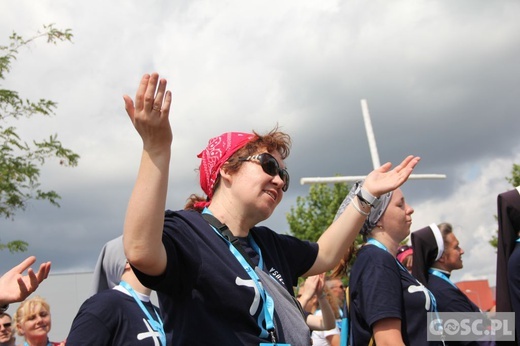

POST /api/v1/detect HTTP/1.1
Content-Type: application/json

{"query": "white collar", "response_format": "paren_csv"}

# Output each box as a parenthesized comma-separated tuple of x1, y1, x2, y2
(114, 284, 151, 302)
(430, 267, 451, 275)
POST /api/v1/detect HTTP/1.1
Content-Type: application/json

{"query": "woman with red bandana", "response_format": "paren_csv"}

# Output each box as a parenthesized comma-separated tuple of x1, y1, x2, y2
(122, 72, 420, 345)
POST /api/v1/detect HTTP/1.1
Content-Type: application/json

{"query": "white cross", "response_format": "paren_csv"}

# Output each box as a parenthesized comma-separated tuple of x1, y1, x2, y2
(236, 276, 261, 315)
(300, 99, 446, 184)
(408, 284, 432, 311)
(137, 318, 162, 345)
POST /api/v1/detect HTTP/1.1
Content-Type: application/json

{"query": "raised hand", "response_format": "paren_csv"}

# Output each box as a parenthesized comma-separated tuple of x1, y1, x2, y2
(363, 155, 421, 197)
(0, 256, 51, 306)
(123, 73, 173, 152)
(314, 273, 326, 297)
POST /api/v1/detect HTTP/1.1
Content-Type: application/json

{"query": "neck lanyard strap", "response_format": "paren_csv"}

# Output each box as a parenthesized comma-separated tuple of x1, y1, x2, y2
(202, 213, 259, 268)
(25, 343, 52, 346)
(201, 209, 275, 340)
(428, 269, 457, 288)
(366, 238, 409, 273)
(366, 238, 440, 312)
(366, 238, 445, 345)
(119, 281, 166, 346)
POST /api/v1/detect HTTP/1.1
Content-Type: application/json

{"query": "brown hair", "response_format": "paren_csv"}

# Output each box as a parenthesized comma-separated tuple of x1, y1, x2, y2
(185, 126, 291, 211)
(330, 242, 356, 278)
(0, 312, 12, 320)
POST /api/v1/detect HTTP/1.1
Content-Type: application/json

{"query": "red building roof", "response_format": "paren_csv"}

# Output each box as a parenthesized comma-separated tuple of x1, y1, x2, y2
(455, 279, 495, 312)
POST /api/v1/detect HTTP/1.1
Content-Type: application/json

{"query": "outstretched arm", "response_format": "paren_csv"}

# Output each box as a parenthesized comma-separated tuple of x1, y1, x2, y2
(123, 73, 172, 276)
(0, 256, 51, 306)
(314, 275, 336, 331)
(306, 155, 420, 276)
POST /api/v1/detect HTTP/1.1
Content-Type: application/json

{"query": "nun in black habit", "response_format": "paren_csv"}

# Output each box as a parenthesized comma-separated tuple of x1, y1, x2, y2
(412, 223, 494, 346)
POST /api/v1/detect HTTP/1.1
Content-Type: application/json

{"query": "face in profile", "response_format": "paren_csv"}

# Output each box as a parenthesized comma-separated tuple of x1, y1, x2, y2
(327, 278, 345, 301)
(441, 233, 464, 271)
(377, 188, 414, 242)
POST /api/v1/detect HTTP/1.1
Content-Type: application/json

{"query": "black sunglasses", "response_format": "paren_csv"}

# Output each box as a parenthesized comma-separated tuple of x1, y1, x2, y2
(1, 322, 11, 328)
(238, 153, 290, 192)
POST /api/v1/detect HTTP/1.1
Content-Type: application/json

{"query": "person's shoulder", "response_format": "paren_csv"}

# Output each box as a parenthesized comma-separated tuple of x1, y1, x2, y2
(357, 244, 393, 261)
(353, 245, 397, 270)
(163, 209, 209, 235)
(251, 225, 309, 242)
(165, 209, 200, 219)
(80, 288, 129, 309)
(427, 273, 455, 292)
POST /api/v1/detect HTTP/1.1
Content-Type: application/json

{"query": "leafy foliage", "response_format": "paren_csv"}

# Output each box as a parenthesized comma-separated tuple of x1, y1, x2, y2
(286, 181, 365, 283)
(0, 24, 79, 252)
(0, 239, 28, 253)
(286, 182, 351, 242)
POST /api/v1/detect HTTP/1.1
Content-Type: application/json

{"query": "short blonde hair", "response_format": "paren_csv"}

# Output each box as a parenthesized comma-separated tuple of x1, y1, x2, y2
(14, 296, 51, 336)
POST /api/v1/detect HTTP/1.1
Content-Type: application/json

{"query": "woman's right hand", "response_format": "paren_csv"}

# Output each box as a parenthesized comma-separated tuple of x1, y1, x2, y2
(122, 73, 171, 276)
(123, 73, 173, 154)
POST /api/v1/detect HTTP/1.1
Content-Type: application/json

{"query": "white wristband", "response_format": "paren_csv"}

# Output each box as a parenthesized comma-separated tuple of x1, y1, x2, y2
(352, 198, 370, 217)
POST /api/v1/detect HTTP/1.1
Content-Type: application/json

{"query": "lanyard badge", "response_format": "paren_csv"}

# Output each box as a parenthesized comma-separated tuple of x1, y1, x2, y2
(120, 281, 166, 346)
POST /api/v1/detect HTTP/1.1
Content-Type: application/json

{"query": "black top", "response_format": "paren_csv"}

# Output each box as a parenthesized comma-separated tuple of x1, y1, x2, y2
(67, 288, 161, 345)
(132, 209, 318, 345)
(349, 245, 440, 345)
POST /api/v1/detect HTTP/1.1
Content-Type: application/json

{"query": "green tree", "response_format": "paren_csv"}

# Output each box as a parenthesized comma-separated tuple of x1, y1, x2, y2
(287, 182, 351, 242)
(286, 181, 365, 281)
(0, 24, 79, 252)
(489, 163, 520, 249)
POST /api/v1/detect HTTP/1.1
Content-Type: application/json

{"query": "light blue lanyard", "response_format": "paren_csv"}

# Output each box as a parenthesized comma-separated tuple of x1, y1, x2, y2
(119, 281, 166, 346)
(429, 269, 457, 288)
(24, 343, 52, 346)
(203, 208, 276, 341)
(366, 238, 439, 313)
(367, 239, 445, 344)
(367, 238, 446, 344)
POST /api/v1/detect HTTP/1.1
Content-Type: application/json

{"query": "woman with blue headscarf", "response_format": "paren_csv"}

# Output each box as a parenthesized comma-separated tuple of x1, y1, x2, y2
(335, 182, 442, 346)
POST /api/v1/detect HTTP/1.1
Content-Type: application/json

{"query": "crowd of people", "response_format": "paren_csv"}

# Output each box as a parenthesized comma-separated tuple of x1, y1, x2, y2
(1, 72, 519, 345)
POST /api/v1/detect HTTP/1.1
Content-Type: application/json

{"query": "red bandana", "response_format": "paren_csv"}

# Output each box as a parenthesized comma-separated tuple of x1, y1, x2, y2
(397, 247, 413, 263)
(196, 132, 256, 206)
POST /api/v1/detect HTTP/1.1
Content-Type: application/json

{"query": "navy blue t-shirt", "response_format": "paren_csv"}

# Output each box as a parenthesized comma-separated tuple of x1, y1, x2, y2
(427, 273, 491, 346)
(428, 273, 480, 313)
(132, 209, 319, 345)
(66, 288, 162, 345)
(349, 244, 436, 346)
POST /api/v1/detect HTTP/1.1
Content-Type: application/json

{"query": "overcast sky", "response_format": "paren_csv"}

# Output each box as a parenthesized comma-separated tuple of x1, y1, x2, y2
(1, 0, 520, 340)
